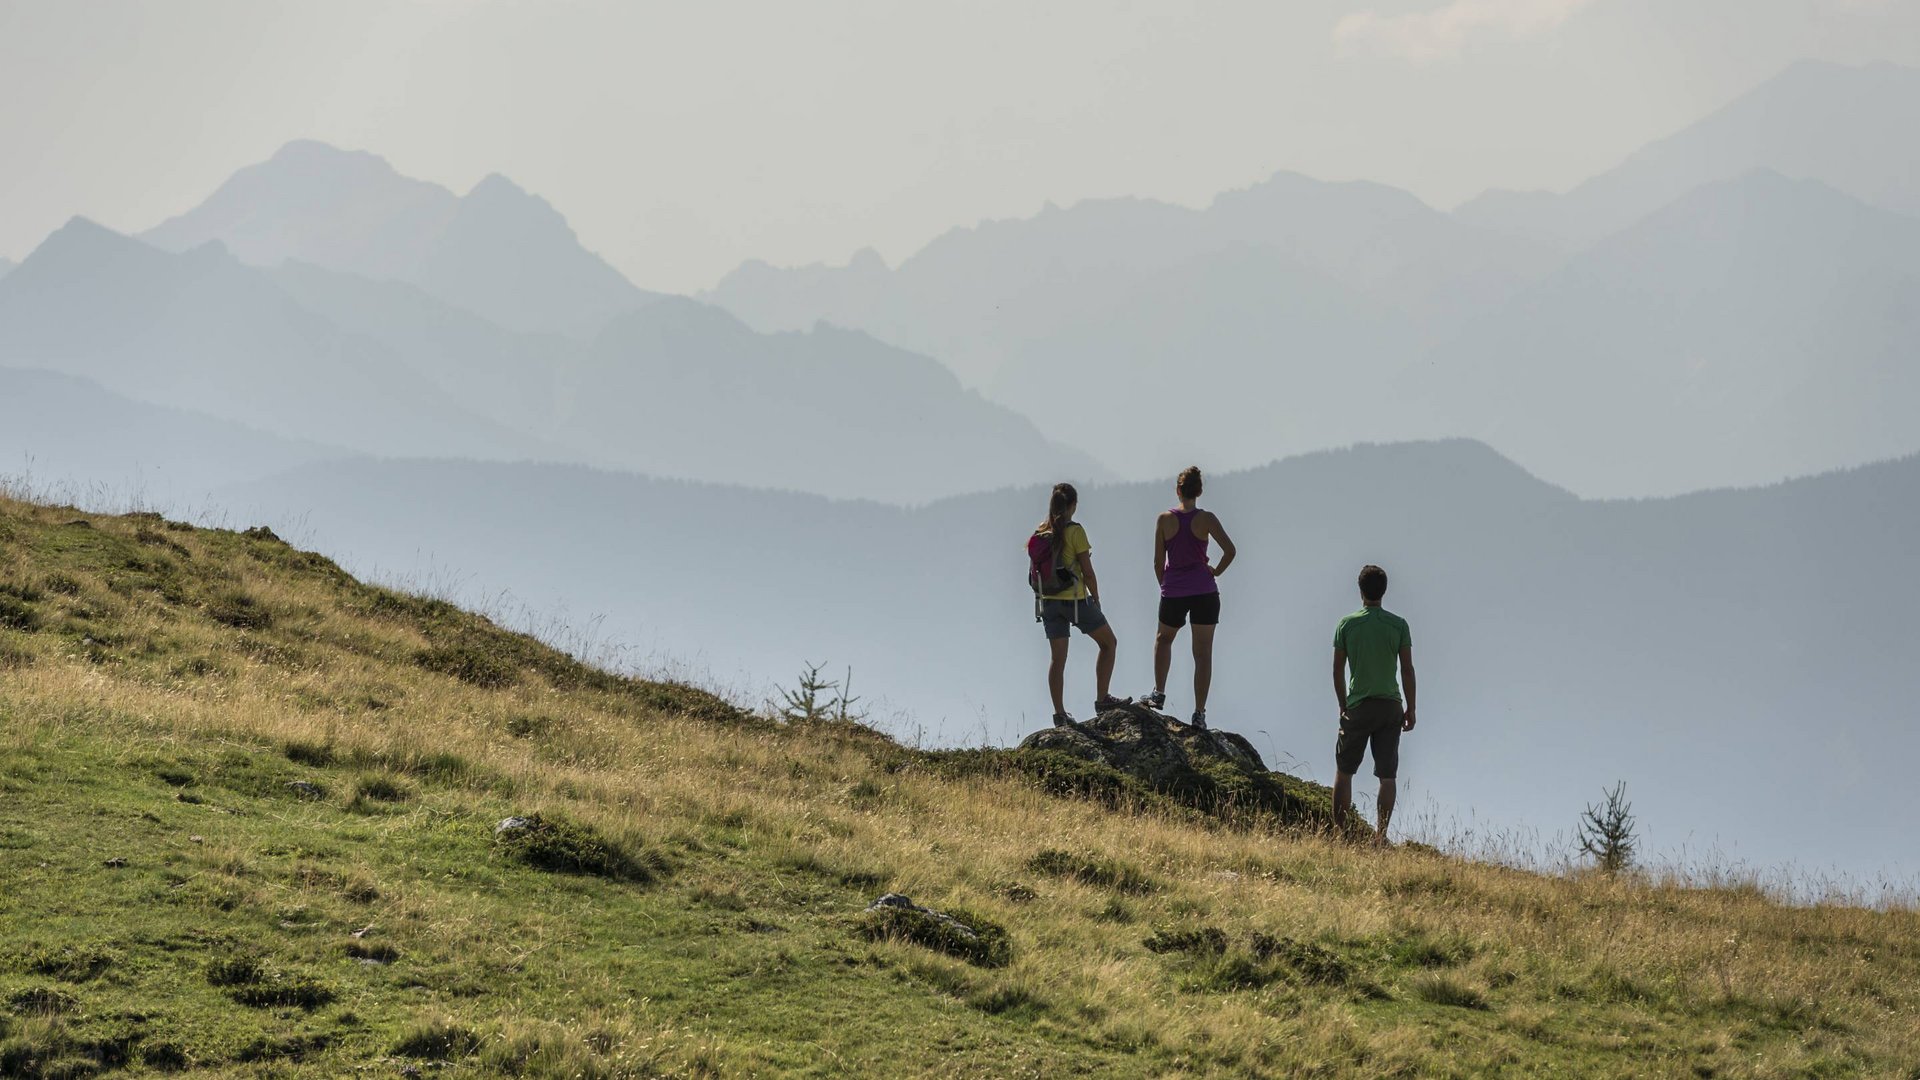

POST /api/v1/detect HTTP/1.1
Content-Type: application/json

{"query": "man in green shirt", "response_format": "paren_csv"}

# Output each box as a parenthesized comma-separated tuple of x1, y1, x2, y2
(1331, 564, 1417, 845)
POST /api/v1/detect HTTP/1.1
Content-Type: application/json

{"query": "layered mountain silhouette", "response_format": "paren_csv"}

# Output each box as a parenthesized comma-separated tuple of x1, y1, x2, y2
(705, 60, 1920, 490)
(0, 218, 554, 461)
(708, 175, 1549, 390)
(0, 257, 14, 282)
(1421, 171, 1920, 497)
(213, 439, 1920, 882)
(143, 141, 658, 338)
(1457, 60, 1920, 247)
(2, 213, 1104, 502)
(0, 367, 347, 493)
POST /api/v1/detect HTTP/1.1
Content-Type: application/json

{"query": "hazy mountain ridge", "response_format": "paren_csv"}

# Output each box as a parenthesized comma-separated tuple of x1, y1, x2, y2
(0, 217, 556, 463)
(213, 438, 1920, 881)
(0, 366, 352, 493)
(3, 214, 1106, 503)
(705, 173, 1548, 391)
(142, 140, 659, 338)
(1419, 170, 1920, 497)
(1455, 59, 1920, 244)
(703, 60, 1920, 493)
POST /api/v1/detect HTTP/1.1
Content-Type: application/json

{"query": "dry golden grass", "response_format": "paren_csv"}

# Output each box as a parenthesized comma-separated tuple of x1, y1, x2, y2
(0, 493, 1915, 1078)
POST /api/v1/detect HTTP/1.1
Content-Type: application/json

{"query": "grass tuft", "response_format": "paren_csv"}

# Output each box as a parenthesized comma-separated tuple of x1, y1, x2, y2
(393, 1018, 482, 1060)
(416, 643, 517, 688)
(1143, 926, 1229, 955)
(1412, 972, 1490, 1010)
(6, 987, 78, 1016)
(24, 944, 118, 983)
(229, 971, 336, 1010)
(858, 903, 1012, 968)
(205, 590, 273, 630)
(494, 814, 656, 882)
(1027, 849, 1157, 894)
(281, 739, 336, 768)
(350, 771, 411, 804)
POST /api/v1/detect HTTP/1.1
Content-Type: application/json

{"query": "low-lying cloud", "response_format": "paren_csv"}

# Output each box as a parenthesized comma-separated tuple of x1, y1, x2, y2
(1333, 0, 1600, 61)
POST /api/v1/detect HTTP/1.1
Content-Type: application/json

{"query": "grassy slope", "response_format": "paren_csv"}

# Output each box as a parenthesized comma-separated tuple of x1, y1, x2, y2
(0, 497, 1915, 1079)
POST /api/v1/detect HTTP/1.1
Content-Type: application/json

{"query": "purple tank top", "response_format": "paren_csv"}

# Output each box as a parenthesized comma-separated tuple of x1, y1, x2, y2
(1161, 508, 1218, 598)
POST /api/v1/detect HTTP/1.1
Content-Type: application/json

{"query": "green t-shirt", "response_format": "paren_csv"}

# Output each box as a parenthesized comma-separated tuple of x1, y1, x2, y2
(1040, 523, 1091, 601)
(1333, 606, 1411, 708)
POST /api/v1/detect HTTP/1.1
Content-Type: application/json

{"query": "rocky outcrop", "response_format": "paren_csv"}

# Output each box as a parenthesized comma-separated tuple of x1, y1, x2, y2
(1014, 703, 1332, 824)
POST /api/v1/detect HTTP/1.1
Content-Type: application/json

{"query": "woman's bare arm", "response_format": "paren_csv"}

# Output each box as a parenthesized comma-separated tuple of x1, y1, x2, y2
(1206, 513, 1236, 577)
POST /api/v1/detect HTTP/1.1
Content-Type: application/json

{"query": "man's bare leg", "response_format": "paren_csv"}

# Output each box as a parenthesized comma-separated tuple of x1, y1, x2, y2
(1333, 771, 1354, 832)
(1375, 777, 1397, 845)
(1048, 637, 1069, 716)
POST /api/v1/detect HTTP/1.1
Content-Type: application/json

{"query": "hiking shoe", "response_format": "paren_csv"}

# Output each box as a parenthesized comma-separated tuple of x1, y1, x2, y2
(1191, 709, 1208, 729)
(1052, 711, 1076, 727)
(1142, 689, 1167, 710)
(1093, 694, 1133, 713)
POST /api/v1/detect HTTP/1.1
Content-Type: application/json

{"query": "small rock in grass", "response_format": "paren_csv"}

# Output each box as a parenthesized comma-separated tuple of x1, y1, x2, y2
(865, 894, 981, 941)
(189, 835, 205, 844)
(287, 781, 324, 799)
(496, 816, 535, 833)
(858, 893, 1011, 967)
(103, 856, 128, 868)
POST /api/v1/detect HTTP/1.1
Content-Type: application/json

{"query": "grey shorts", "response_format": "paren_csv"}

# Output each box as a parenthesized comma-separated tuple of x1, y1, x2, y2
(1039, 597, 1109, 640)
(1336, 697, 1405, 779)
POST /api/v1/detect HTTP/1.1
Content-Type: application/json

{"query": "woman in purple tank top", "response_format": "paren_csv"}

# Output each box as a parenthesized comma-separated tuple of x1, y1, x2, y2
(1143, 466, 1236, 728)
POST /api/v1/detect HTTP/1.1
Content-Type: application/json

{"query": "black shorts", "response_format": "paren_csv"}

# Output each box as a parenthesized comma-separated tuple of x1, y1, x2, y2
(1335, 697, 1404, 779)
(1157, 592, 1220, 628)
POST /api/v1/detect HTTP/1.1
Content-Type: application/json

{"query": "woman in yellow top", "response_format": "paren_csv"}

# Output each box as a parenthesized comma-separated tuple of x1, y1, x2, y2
(1032, 482, 1128, 726)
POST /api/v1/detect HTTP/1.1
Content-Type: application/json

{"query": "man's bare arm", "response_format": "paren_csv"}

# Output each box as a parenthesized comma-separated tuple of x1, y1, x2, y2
(1332, 648, 1348, 719)
(1207, 513, 1236, 577)
(1399, 646, 1417, 731)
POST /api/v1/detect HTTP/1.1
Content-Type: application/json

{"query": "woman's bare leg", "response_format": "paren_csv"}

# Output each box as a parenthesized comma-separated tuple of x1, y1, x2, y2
(1191, 623, 1216, 712)
(1089, 624, 1118, 702)
(1048, 636, 1069, 716)
(1153, 623, 1180, 697)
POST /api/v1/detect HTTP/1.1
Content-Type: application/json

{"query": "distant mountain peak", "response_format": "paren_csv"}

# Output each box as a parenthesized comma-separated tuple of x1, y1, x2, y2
(846, 247, 888, 273)
(137, 144, 654, 336)
(248, 139, 443, 197)
(459, 172, 570, 232)
(468, 171, 533, 200)
(19, 217, 159, 271)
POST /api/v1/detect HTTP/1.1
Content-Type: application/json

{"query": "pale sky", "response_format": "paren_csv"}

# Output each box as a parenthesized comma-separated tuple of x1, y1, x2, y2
(2, 0, 1916, 293)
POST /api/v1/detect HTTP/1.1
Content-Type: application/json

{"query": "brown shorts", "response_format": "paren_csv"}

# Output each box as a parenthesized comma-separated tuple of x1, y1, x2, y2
(1335, 697, 1404, 779)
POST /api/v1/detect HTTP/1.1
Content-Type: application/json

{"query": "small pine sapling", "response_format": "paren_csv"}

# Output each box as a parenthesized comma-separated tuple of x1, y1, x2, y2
(1577, 781, 1637, 875)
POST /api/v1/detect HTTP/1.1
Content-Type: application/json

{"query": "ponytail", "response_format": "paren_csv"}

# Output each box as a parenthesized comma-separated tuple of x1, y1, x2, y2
(1039, 482, 1078, 555)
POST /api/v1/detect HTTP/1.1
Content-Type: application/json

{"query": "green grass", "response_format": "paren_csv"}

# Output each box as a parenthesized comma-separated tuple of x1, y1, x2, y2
(1, 494, 1917, 1078)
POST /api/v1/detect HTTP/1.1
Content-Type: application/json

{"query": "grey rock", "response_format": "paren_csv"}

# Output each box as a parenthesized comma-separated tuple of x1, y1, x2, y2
(495, 816, 535, 834)
(1014, 701, 1331, 823)
(286, 781, 324, 799)
(1020, 701, 1266, 777)
(865, 893, 980, 940)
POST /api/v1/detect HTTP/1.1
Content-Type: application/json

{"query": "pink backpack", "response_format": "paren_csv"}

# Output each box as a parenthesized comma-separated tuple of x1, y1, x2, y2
(1027, 529, 1078, 598)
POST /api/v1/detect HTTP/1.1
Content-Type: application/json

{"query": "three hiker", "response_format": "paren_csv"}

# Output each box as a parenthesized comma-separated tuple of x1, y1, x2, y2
(1028, 477, 1419, 842)
(1142, 467, 1235, 729)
